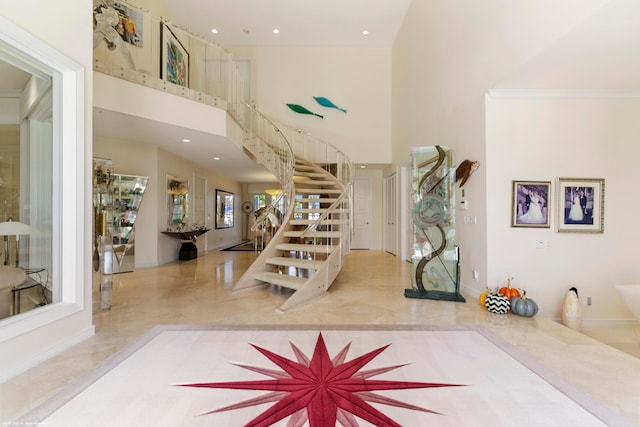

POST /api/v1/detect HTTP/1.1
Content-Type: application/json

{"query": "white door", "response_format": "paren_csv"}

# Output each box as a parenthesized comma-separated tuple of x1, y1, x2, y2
(384, 173, 397, 255)
(351, 176, 372, 249)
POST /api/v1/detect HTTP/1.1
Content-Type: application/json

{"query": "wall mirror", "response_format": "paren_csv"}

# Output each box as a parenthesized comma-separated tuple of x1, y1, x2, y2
(0, 43, 54, 321)
(215, 189, 234, 229)
(0, 14, 84, 345)
(167, 174, 189, 230)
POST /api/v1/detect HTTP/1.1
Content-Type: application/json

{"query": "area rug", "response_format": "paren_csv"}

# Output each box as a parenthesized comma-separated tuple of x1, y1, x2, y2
(18, 325, 631, 426)
(222, 240, 257, 251)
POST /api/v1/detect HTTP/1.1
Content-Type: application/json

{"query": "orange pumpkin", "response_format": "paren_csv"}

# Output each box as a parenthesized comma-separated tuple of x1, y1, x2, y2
(499, 278, 521, 300)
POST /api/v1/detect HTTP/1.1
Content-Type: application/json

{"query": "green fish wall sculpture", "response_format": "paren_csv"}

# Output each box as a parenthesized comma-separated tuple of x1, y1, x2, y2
(286, 103, 323, 119)
(314, 96, 347, 113)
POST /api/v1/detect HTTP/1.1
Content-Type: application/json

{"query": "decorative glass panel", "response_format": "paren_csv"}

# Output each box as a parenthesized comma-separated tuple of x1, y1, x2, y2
(405, 146, 464, 302)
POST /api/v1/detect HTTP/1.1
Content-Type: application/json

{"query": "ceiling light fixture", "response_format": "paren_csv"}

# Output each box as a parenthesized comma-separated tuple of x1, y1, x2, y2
(360, 164, 368, 169)
(181, 138, 191, 143)
(213, 157, 220, 160)
(362, 30, 369, 35)
(273, 29, 280, 34)
(211, 28, 218, 34)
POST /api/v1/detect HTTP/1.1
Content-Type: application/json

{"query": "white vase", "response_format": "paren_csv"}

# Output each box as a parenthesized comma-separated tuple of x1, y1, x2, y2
(562, 288, 582, 331)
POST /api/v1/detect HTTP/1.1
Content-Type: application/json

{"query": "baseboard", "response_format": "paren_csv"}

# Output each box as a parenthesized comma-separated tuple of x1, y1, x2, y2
(0, 325, 95, 383)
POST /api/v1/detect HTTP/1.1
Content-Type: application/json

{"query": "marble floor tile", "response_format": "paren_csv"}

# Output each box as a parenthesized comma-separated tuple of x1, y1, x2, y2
(0, 250, 639, 425)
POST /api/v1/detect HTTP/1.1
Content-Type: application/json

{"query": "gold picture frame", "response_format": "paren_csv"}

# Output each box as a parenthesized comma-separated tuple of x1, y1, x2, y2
(556, 178, 605, 233)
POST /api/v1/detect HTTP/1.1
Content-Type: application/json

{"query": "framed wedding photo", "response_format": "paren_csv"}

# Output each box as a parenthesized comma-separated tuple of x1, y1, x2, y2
(511, 181, 551, 228)
(556, 178, 605, 233)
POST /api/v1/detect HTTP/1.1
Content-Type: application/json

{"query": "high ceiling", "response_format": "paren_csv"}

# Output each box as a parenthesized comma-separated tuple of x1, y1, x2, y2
(91, 1, 413, 182)
(161, 0, 413, 47)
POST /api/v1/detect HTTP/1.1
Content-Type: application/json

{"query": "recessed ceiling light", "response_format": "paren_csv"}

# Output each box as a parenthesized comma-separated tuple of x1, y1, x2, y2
(362, 30, 369, 35)
(360, 164, 368, 169)
(273, 29, 280, 34)
(213, 157, 221, 160)
(181, 138, 191, 143)
(211, 28, 218, 34)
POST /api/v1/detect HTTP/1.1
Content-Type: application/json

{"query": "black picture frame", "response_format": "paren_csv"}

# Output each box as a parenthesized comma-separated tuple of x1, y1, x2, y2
(216, 189, 234, 229)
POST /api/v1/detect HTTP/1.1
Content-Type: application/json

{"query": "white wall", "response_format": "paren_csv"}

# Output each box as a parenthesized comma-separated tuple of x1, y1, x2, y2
(0, 0, 94, 379)
(249, 46, 392, 166)
(486, 95, 640, 319)
(391, 0, 608, 299)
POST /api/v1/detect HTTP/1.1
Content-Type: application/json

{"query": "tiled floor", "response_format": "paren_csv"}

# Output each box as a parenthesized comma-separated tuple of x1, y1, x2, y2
(582, 323, 640, 359)
(0, 250, 639, 425)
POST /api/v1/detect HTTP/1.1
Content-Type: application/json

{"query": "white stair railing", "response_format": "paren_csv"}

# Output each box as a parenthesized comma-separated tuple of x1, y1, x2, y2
(93, 1, 354, 309)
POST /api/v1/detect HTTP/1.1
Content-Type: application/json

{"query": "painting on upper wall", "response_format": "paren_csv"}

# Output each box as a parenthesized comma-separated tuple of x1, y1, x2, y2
(93, 1, 143, 48)
(160, 22, 189, 87)
(112, 2, 143, 47)
(511, 181, 551, 228)
(556, 178, 605, 233)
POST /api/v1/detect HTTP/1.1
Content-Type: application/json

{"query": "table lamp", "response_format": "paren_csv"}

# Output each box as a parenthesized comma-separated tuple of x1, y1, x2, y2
(0, 218, 39, 267)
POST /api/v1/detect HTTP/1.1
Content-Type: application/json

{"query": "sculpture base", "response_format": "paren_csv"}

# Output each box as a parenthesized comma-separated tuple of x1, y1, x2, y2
(404, 289, 466, 303)
(179, 242, 198, 260)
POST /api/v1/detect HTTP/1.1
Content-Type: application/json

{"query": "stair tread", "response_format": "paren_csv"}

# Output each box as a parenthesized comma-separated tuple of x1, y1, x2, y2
(253, 272, 306, 290)
(275, 243, 335, 253)
(265, 257, 322, 269)
(294, 171, 327, 178)
(290, 219, 349, 225)
(296, 188, 343, 194)
(296, 198, 338, 203)
(294, 180, 337, 186)
(294, 208, 348, 213)
(284, 231, 342, 238)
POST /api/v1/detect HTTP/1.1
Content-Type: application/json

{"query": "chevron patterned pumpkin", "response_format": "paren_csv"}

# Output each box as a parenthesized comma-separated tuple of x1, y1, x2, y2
(485, 292, 510, 314)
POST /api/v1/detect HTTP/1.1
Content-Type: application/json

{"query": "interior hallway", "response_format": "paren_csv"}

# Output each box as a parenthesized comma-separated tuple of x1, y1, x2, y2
(1, 250, 638, 424)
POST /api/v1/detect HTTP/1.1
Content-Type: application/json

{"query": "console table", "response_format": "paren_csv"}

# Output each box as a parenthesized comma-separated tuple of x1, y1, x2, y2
(162, 229, 210, 260)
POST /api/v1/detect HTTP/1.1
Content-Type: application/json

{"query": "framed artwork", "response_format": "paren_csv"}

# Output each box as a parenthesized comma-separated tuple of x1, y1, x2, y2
(511, 181, 551, 228)
(160, 22, 189, 87)
(556, 178, 605, 233)
(216, 189, 235, 229)
(167, 174, 189, 229)
(93, 2, 143, 48)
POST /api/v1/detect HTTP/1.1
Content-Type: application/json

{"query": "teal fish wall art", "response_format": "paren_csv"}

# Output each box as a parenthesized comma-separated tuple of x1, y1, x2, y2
(286, 103, 324, 119)
(314, 96, 347, 113)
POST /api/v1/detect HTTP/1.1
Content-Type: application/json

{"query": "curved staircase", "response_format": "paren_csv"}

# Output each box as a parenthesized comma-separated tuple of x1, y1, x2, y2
(232, 110, 353, 312)
(91, 1, 353, 312)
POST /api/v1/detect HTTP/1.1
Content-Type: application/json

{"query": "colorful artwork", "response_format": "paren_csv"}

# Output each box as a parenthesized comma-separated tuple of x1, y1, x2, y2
(286, 103, 323, 119)
(314, 96, 347, 113)
(160, 23, 189, 87)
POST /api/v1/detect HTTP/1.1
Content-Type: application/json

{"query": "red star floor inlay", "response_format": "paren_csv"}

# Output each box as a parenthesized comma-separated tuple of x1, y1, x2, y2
(180, 333, 464, 426)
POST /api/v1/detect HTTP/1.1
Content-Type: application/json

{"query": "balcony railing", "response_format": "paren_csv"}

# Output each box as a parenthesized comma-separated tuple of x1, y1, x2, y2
(93, 1, 353, 306)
